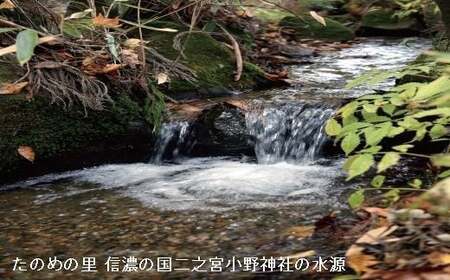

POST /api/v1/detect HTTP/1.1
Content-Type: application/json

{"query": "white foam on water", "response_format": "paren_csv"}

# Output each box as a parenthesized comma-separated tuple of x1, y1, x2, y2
(6, 158, 343, 211)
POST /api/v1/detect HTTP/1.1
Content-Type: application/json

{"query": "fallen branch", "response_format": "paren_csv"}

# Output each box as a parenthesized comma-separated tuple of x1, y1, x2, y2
(219, 25, 243, 82)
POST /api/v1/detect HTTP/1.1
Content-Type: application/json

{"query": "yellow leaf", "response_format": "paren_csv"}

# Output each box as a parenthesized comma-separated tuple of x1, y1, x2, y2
(18, 146, 35, 162)
(0, 0, 15, 10)
(93, 14, 121, 28)
(428, 252, 450, 266)
(310, 11, 327, 26)
(0, 82, 29, 95)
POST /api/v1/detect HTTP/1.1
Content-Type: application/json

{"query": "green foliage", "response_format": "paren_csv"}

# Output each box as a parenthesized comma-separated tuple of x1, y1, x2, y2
(327, 51, 450, 207)
(348, 189, 365, 209)
(16, 30, 39, 65)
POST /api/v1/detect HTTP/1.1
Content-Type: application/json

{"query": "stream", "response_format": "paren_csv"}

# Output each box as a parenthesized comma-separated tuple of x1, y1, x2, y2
(0, 38, 430, 279)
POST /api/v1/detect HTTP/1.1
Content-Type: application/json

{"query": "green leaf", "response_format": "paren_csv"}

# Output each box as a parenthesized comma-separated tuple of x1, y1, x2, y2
(371, 175, 385, 188)
(384, 189, 400, 204)
(413, 76, 450, 101)
(364, 122, 392, 147)
(388, 126, 405, 137)
(342, 114, 358, 126)
(340, 102, 359, 118)
(16, 30, 39, 66)
(431, 154, 450, 167)
(382, 103, 396, 116)
(378, 152, 400, 173)
(348, 189, 365, 209)
(363, 104, 378, 113)
(393, 144, 413, 153)
(341, 133, 360, 156)
(359, 145, 382, 154)
(430, 124, 448, 140)
(347, 154, 374, 180)
(438, 170, 450, 178)
(398, 117, 422, 130)
(412, 108, 450, 119)
(325, 119, 342, 136)
(362, 111, 390, 123)
(408, 179, 422, 189)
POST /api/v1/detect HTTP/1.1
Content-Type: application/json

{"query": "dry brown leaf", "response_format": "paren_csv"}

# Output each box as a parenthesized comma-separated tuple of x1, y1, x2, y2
(362, 207, 390, 218)
(0, 0, 15, 9)
(102, 64, 122, 74)
(157, 73, 169, 85)
(121, 49, 141, 67)
(286, 250, 316, 259)
(123, 38, 143, 49)
(18, 146, 35, 162)
(428, 252, 450, 266)
(0, 82, 29, 95)
(285, 225, 315, 239)
(93, 14, 121, 28)
(310, 11, 327, 26)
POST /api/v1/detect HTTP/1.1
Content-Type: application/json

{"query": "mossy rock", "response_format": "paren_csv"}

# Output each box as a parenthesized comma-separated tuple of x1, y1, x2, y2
(145, 22, 266, 97)
(0, 95, 152, 184)
(361, 9, 418, 31)
(279, 15, 355, 41)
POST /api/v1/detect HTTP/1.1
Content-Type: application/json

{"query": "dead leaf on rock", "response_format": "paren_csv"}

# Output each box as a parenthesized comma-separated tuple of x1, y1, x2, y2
(93, 14, 121, 28)
(0, 82, 29, 95)
(18, 146, 35, 162)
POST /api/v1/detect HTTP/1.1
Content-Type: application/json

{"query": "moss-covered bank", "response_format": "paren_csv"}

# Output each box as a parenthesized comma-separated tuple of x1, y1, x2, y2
(0, 94, 153, 184)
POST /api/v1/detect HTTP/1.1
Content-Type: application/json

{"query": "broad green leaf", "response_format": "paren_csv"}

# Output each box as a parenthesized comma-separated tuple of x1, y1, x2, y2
(363, 104, 378, 113)
(430, 124, 447, 139)
(366, 122, 392, 147)
(412, 108, 450, 119)
(388, 126, 405, 137)
(342, 114, 358, 126)
(371, 175, 385, 188)
(431, 154, 450, 167)
(398, 117, 422, 130)
(340, 102, 358, 118)
(362, 111, 390, 123)
(413, 127, 427, 142)
(378, 152, 400, 173)
(390, 96, 405, 106)
(348, 189, 365, 209)
(16, 30, 39, 65)
(325, 119, 342, 136)
(413, 76, 450, 101)
(347, 154, 374, 180)
(359, 145, 382, 154)
(393, 144, 413, 153)
(341, 133, 360, 156)
(382, 103, 396, 116)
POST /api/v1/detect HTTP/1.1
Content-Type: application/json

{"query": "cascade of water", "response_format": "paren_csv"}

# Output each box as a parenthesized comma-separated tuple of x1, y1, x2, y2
(150, 121, 191, 163)
(245, 101, 335, 164)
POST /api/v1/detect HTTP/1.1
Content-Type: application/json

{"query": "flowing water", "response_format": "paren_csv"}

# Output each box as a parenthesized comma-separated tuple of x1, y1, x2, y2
(0, 38, 430, 279)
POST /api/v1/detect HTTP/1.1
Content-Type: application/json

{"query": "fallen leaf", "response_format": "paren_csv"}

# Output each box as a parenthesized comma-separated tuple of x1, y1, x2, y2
(102, 64, 122, 74)
(310, 11, 327, 26)
(0, 82, 29, 95)
(285, 225, 315, 239)
(427, 252, 450, 266)
(362, 207, 390, 218)
(18, 146, 35, 162)
(123, 38, 144, 49)
(0, 0, 15, 10)
(93, 14, 121, 28)
(157, 73, 169, 85)
(121, 49, 141, 67)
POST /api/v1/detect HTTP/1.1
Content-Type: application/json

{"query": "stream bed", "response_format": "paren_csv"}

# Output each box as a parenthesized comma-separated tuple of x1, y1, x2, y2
(0, 38, 430, 279)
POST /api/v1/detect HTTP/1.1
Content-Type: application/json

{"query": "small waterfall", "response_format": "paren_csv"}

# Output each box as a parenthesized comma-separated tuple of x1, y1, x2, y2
(246, 102, 335, 164)
(150, 121, 191, 163)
